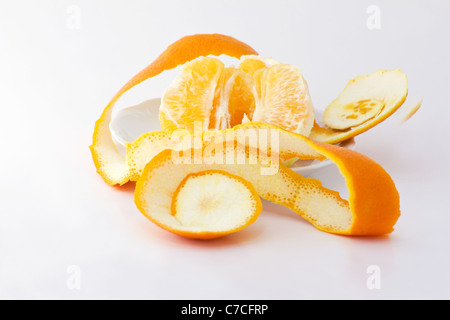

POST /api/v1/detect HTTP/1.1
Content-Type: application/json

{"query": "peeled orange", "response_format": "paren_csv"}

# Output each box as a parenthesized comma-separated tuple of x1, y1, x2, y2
(159, 57, 224, 132)
(159, 57, 256, 132)
(159, 54, 315, 137)
(211, 67, 256, 129)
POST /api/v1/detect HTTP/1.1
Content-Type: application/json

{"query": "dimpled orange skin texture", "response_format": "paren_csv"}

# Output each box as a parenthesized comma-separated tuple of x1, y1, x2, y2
(234, 122, 400, 235)
(113, 34, 258, 103)
(90, 34, 258, 186)
(306, 140, 400, 235)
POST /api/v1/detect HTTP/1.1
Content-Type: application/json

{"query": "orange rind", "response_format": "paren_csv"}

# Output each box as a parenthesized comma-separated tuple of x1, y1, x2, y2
(146, 169, 263, 239)
(135, 167, 262, 240)
(312, 69, 408, 144)
(324, 99, 385, 130)
(401, 98, 423, 123)
(135, 128, 400, 237)
(126, 122, 325, 182)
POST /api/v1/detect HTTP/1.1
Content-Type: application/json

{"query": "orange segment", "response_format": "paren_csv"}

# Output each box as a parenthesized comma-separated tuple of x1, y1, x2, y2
(238, 55, 276, 75)
(238, 55, 316, 137)
(227, 69, 256, 127)
(159, 57, 224, 132)
(160, 58, 257, 132)
(90, 34, 258, 186)
(252, 64, 315, 137)
(209, 67, 256, 129)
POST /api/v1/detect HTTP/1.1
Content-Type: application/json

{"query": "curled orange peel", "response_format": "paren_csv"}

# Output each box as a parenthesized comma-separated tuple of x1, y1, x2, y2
(126, 122, 325, 182)
(135, 127, 400, 237)
(168, 169, 262, 240)
(310, 69, 408, 144)
(90, 34, 258, 185)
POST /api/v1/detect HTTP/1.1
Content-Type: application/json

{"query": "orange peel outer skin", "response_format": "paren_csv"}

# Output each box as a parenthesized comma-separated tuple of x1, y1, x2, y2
(306, 140, 400, 235)
(135, 124, 400, 236)
(90, 34, 258, 185)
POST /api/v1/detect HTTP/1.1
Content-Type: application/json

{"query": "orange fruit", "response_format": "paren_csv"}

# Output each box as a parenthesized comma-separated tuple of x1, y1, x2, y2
(211, 67, 256, 129)
(238, 55, 315, 136)
(159, 57, 225, 132)
(159, 54, 315, 137)
(159, 58, 256, 132)
(238, 55, 278, 75)
(250, 63, 315, 137)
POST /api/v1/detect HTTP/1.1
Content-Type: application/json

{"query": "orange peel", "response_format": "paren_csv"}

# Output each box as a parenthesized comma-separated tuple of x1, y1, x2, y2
(401, 99, 423, 123)
(250, 63, 315, 136)
(135, 126, 400, 237)
(125, 122, 325, 182)
(90, 34, 258, 185)
(311, 69, 408, 144)
(168, 170, 262, 239)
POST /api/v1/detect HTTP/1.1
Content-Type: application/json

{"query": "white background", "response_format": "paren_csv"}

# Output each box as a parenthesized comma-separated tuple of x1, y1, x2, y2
(1, 0, 449, 300)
